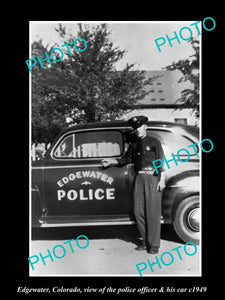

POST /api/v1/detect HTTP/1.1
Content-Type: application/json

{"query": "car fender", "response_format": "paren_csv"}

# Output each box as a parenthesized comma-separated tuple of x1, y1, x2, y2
(162, 169, 200, 223)
(31, 184, 42, 228)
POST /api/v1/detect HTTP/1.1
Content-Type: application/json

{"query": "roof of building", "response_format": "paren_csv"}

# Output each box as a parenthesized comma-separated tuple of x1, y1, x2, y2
(134, 70, 193, 108)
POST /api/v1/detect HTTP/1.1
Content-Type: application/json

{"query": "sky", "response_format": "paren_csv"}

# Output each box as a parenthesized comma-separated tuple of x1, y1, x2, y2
(30, 21, 201, 71)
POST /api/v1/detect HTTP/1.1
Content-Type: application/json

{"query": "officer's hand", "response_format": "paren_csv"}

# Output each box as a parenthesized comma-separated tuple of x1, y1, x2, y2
(101, 158, 117, 168)
(157, 178, 166, 192)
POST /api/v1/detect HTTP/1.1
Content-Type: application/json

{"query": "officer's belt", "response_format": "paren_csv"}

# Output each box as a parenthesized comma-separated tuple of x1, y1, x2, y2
(137, 166, 155, 175)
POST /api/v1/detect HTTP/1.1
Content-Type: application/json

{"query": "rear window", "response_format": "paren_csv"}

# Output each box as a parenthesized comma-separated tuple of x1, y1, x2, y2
(147, 130, 199, 158)
(53, 130, 123, 159)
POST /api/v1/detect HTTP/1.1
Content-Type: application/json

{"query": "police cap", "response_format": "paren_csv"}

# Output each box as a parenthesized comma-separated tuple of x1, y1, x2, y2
(128, 116, 148, 129)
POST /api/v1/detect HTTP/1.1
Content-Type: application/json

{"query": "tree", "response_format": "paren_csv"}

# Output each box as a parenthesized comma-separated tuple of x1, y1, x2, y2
(31, 23, 152, 144)
(165, 38, 200, 119)
(31, 40, 70, 144)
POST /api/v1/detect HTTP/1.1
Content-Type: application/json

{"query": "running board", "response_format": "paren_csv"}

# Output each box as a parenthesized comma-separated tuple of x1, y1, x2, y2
(40, 220, 136, 227)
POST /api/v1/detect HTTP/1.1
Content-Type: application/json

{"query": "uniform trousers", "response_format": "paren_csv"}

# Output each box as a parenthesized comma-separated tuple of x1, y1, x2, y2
(133, 174, 162, 248)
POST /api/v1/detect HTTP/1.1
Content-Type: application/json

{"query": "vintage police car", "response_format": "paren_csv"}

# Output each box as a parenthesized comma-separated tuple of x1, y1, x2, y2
(31, 120, 200, 244)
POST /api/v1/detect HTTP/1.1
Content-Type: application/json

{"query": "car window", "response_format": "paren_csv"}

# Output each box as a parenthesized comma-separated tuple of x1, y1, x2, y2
(147, 130, 199, 157)
(54, 130, 123, 158)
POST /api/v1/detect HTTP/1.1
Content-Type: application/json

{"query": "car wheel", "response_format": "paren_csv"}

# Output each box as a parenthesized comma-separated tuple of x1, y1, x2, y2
(173, 195, 200, 245)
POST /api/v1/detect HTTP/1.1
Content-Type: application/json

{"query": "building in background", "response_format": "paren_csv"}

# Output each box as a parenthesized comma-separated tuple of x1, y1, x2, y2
(121, 70, 199, 126)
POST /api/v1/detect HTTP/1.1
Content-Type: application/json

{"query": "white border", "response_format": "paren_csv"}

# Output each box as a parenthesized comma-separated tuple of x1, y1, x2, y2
(29, 20, 202, 277)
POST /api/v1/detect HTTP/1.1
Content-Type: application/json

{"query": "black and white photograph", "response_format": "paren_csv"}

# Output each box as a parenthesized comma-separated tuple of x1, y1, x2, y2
(29, 21, 202, 277)
(13, 15, 221, 297)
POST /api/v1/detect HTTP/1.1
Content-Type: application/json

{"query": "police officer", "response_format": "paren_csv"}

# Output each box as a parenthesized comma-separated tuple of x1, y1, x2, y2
(102, 116, 166, 254)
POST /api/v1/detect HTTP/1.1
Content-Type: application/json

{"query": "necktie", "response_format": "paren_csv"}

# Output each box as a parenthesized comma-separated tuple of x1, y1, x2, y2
(136, 141, 143, 157)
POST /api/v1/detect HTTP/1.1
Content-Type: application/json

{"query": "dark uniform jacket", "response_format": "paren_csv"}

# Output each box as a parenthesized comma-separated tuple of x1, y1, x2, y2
(117, 135, 165, 175)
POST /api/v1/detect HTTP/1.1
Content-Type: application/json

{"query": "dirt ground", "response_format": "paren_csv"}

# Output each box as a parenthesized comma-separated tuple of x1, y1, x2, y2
(30, 224, 200, 276)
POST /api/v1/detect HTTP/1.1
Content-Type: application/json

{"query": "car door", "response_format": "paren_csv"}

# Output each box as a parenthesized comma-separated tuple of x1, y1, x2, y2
(41, 127, 135, 224)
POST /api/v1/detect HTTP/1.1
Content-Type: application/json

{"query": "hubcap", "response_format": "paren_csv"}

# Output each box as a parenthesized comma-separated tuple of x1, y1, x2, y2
(187, 207, 200, 231)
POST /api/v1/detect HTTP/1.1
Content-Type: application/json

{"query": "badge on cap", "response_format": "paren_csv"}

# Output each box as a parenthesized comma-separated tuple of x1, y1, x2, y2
(128, 115, 148, 129)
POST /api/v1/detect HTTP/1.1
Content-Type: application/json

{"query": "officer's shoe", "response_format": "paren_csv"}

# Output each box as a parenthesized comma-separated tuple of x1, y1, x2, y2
(135, 245, 146, 251)
(148, 246, 159, 254)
